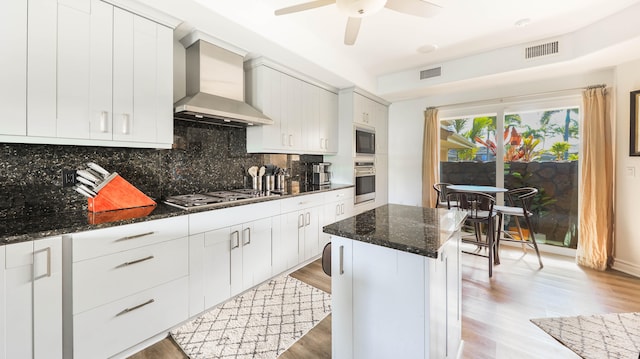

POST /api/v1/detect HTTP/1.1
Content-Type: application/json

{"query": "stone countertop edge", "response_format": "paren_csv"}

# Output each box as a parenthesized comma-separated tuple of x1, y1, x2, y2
(322, 203, 467, 259)
(0, 184, 354, 245)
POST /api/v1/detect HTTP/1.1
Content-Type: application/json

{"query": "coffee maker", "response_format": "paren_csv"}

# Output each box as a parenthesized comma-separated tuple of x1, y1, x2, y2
(311, 162, 331, 187)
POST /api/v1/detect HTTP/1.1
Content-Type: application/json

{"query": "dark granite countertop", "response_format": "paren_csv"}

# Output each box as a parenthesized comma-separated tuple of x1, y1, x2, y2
(322, 203, 467, 258)
(0, 184, 353, 245)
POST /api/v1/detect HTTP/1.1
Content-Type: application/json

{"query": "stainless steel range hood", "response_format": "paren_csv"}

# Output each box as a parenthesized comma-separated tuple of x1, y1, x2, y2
(174, 39, 273, 127)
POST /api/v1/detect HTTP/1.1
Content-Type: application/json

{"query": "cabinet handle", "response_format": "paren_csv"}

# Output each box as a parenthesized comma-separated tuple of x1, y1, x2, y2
(341, 203, 345, 215)
(320, 138, 324, 149)
(243, 227, 251, 246)
(34, 247, 52, 280)
(99, 111, 109, 133)
(298, 214, 304, 229)
(339, 245, 344, 275)
(121, 113, 131, 135)
(305, 212, 310, 226)
(281, 133, 287, 146)
(116, 299, 155, 317)
(231, 230, 240, 249)
(115, 231, 155, 242)
(116, 255, 154, 268)
(289, 134, 293, 147)
(336, 204, 340, 216)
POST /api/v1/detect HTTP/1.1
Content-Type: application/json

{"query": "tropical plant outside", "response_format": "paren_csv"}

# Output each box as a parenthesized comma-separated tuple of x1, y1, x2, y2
(440, 107, 580, 248)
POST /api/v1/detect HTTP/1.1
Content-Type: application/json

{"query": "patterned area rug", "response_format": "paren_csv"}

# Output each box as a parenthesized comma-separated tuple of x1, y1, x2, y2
(531, 312, 640, 359)
(171, 275, 331, 359)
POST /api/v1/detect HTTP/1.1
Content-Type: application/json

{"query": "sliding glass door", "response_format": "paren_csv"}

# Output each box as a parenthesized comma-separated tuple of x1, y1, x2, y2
(439, 97, 581, 249)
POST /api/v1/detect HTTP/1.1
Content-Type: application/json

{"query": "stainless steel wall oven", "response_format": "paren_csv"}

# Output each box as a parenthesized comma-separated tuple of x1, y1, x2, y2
(354, 161, 375, 204)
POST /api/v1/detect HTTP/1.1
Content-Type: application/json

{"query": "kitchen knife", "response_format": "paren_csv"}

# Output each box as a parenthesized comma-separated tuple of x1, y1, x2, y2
(87, 162, 110, 178)
(77, 169, 102, 183)
(77, 184, 98, 197)
(73, 185, 95, 198)
(76, 176, 97, 188)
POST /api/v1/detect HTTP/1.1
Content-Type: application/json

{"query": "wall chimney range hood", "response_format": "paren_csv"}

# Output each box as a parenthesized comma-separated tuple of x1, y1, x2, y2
(174, 37, 273, 127)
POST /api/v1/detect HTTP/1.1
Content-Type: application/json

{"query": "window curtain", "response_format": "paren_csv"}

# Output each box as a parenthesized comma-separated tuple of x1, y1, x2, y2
(422, 108, 440, 208)
(577, 87, 614, 271)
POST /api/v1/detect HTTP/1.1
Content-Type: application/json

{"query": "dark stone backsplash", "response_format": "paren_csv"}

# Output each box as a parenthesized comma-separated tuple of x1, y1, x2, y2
(0, 121, 313, 219)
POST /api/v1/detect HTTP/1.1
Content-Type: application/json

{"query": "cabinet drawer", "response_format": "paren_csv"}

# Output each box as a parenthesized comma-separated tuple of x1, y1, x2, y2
(189, 200, 280, 234)
(280, 193, 324, 213)
(72, 215, 188, 261)
(323, 188, 354, 203)
(73, 236, 188, 314)
(73, 276, 188, 359)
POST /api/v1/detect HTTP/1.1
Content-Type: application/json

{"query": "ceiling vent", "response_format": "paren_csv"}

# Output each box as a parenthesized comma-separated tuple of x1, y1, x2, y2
(420, 66, 442, 80)
(524, 40, 559, 59)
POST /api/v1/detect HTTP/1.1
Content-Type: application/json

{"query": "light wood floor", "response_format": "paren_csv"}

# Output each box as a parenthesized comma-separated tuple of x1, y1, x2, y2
(130, 247, 640, 359)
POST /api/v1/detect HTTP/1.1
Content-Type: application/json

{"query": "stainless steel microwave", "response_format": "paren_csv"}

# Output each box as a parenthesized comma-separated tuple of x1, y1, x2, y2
(354, 126, 375, 156)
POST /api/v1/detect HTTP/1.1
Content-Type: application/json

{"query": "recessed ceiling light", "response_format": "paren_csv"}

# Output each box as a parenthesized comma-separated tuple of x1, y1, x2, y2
(515, 18, 531, 28)
(417, 44, 438, 54)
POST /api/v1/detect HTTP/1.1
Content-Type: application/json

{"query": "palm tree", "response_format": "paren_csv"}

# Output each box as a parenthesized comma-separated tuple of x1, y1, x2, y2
(505, 114, 522, 128)
(466, 116, 495, 160)
(451, 119, 467, 134)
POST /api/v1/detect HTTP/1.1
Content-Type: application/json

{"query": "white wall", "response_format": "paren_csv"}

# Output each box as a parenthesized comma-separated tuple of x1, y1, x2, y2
(388, 97, 427, 206)
(387, 67, 640, 277)
(612, 59, 640, 277)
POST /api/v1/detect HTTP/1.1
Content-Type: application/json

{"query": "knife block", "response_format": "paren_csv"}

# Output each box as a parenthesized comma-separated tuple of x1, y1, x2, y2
(87, 173, 156, 212)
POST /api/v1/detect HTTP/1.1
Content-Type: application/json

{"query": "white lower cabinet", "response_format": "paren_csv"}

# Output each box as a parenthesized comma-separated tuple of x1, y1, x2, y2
(4, 236, 62, 359)
(278, 193, 324, 265)
(188, 206, 274, 316)
(332, 233, 461, 359)
(66, 216, 190, 359)
(330, 236, 353, 359)
(73, 277, 188, 359)
(233, 218, 273, 296)
(321, 189, 354, 249)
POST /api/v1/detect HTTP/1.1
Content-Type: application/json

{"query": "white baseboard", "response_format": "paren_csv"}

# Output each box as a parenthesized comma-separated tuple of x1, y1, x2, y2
(612, 258, 640, 278)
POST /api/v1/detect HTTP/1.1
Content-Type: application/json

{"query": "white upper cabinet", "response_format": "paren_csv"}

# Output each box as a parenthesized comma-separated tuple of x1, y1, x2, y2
(353, 93, 372, 126)
(4, 0, 175, 148)
(245, 65, 284, 151)
(245, 59, 339, 155)
(0, 0, 27, 136)
(112, 8, 173, 144)
(56, 0, 110, 140)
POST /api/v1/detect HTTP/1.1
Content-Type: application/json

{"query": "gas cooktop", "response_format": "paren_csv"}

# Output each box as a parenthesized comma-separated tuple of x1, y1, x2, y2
(163, 189, 281, 210)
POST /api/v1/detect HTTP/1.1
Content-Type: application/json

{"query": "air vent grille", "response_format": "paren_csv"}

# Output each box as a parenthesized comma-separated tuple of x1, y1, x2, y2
(420, 67, 442, 80)
(525, 41, 559, 59)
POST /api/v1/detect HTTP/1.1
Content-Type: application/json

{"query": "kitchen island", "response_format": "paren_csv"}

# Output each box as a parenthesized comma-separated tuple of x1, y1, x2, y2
(323, 204, 466, 359)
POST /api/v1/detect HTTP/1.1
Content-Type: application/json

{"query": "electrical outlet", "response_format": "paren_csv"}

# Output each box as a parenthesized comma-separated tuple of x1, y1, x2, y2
(62, 169, 77, 187)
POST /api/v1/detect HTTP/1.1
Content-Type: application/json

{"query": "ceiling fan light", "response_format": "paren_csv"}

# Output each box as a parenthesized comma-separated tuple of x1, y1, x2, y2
(417, 44, 438, 54)
(337, 0, 387, 17)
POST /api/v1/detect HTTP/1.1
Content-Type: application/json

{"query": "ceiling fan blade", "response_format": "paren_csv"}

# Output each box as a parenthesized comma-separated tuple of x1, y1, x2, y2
(384, 0, 442, 18)
(274, 0, 336, 16)
(344, 17, 362, 45)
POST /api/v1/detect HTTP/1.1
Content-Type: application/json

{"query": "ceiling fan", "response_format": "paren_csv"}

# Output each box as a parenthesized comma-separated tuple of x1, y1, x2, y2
(274, 0, 443, 45)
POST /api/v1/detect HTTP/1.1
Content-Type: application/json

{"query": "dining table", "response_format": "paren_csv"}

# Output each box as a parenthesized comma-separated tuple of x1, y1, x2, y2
(446, 184, 507, 194)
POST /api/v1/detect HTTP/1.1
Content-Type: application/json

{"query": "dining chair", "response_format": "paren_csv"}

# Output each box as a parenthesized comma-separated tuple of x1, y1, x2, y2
(494, 187, 543, 268)
(433, 182, 455, 208)
(446, 191, 499, 277)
